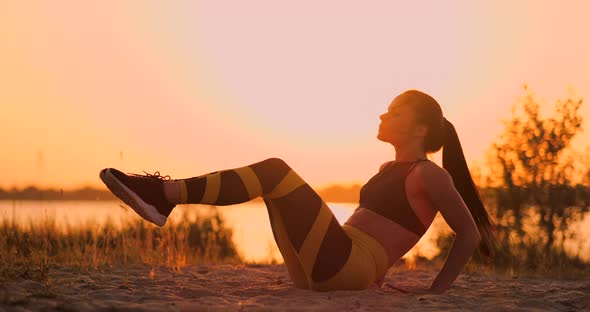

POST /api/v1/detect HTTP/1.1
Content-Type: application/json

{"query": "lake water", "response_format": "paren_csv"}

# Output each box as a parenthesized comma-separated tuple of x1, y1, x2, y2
(1, 200, 589, 263)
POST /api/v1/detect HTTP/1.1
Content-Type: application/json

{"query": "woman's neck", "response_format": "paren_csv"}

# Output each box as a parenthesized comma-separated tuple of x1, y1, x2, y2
(393, 145, 427, 162)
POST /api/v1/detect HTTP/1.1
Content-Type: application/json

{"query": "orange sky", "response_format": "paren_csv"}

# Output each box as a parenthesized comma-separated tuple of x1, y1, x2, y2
(1, 1, 589, 190)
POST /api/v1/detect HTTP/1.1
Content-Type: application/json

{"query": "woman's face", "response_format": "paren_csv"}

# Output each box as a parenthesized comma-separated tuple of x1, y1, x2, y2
(377, 102, 426, 145)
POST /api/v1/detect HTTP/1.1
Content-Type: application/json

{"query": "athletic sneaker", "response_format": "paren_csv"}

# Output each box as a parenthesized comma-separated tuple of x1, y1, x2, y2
(99, 168, 175, 226)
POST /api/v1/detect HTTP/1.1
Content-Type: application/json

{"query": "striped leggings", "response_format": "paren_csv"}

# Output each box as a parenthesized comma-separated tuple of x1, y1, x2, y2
(173, 158, 388, 291)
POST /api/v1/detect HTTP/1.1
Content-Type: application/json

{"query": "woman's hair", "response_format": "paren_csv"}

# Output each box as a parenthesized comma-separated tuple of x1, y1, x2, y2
(394, 90, 496, 257)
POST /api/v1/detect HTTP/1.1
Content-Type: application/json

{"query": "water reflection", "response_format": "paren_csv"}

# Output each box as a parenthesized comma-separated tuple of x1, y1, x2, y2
(1, 200, 588, 263)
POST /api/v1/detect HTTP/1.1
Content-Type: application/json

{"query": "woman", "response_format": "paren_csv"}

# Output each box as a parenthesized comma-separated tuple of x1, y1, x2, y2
(99, 89, 495, 294)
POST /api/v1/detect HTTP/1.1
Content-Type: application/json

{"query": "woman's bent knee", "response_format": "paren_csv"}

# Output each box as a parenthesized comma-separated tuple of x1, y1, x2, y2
(265, 157, 290, 169)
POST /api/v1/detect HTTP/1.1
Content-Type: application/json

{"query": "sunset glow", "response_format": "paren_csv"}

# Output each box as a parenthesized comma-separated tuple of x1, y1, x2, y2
(2, 1, 589, 190)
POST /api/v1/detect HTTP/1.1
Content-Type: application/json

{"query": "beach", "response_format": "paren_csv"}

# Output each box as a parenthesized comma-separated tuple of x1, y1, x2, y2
(2, 263, 588, 311)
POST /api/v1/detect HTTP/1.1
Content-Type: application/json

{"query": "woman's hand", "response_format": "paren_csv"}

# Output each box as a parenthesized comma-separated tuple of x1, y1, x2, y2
(384, 283, 447, 295)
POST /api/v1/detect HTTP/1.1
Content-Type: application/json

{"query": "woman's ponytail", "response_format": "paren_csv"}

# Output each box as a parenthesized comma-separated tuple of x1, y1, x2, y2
(442, 118, 496, 257)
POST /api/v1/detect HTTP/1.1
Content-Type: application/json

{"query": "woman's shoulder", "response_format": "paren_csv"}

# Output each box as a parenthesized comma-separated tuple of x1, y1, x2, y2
(378, 160, 394, 172)
(409, 160, 454, 189)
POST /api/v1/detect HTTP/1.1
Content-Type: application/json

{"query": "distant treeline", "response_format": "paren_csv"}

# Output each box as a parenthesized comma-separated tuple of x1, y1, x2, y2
(0, 184, 364, 202)
(0, 186, 117, 201)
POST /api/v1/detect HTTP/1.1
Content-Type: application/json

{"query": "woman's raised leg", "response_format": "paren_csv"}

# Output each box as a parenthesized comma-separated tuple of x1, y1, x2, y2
(100, 158, 372, 290)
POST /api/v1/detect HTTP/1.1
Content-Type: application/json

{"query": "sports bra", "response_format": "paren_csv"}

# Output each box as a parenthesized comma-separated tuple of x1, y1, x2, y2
(356, 158, 429, 236)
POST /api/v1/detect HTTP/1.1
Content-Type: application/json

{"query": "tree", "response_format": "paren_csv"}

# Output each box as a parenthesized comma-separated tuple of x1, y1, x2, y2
(486, 85, 589, 254)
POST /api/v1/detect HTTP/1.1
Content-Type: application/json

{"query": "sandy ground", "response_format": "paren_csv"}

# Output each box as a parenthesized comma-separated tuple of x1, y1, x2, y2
(1, 264, 588, 311)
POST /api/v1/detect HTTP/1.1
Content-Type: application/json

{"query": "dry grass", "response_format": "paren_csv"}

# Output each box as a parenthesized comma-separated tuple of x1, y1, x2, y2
(0, 209, 242, 284)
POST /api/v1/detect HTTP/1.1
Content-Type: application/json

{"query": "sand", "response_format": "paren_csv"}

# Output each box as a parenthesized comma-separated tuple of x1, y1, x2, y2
(1, 264, 588, 311)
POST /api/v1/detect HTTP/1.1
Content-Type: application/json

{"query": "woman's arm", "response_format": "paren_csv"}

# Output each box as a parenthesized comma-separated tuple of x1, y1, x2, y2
(422, 164, 482, 292)
(387, 164, 481, 294)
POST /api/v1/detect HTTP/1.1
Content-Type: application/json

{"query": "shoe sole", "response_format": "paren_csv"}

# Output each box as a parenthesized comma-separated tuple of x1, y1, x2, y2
(99, 168, 167, 226)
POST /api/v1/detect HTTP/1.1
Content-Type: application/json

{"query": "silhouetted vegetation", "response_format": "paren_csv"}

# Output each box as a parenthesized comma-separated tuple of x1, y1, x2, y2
(437, 85, 590, 277)
(0, 209, 242, 282)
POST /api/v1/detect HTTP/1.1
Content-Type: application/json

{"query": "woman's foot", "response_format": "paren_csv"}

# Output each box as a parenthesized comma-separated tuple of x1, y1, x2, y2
(99, 168, 176, 226)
